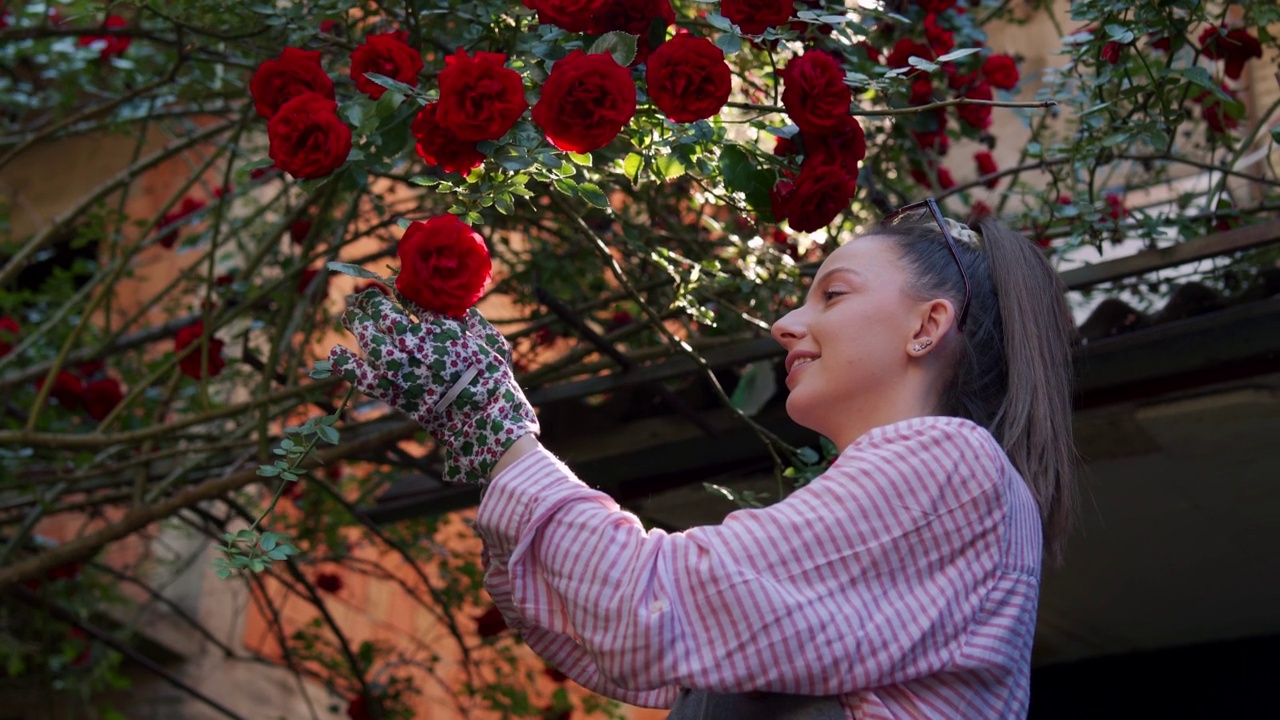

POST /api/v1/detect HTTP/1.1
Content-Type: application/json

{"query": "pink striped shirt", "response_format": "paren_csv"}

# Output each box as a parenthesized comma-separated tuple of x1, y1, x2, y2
(476, 416, 1042, 718)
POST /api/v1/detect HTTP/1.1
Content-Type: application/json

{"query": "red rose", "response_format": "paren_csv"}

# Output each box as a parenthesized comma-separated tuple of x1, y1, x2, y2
(802, 121, 866, 181)
(532, 50, 636, 153)
(411, 102, 487, 175)
(395, 215, 492, 319)
(298, 266, 328, 295)
(0, 316, 19, 357)
(781, 50, 852, 136)
(267, 93, 352, 180)
(909, 75, 934, 106)
(773, 134, 800, 158)
(1104, 193, 1128, 220)
(645, 34, 731, 123)
(1100, 41, 1123, 65)
(974, 150, 999, 188)
(38, 371, 83, 410)
(350, 31, 423, 99)
(606, 309, 634, 332)
(1198, 26, 1262, 81)
(77, 15, 130, 59)
(910, 164, 955, 191)
(82, 378, 123, 421)
(916, 0, 957, 11)
(347, 695, 372, 720)
(957, 81, 993, 129)
(886, 39, 932, 72)
(289, 219, 313, 245)
(784, 163, 856, 233)
(475, 606, 509, 638)
(250, 48, 334, 119)
(157, 196, 206, 249)
(770, 179, 795, 223)
(970, 201, 993, 221)
(590, 0, 676, 64)
(923, 14, 954, 54)
(1148, 34, 1172, 53)
(436, 50, 528, 142)
(980, 54, 1019, 90)
(532, 0, 606, 33)
(314, 572, 344, 593)
(720, 0, 794, 36)
(174, 321, 226, 379)
(1196, 85, 1240, 134)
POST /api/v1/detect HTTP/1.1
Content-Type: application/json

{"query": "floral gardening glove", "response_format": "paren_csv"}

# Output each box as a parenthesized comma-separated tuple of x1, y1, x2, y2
(328, 290, 539, 485)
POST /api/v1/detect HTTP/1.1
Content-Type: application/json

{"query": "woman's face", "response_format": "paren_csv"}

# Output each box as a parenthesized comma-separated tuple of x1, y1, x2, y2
(770, 235, 937, 448)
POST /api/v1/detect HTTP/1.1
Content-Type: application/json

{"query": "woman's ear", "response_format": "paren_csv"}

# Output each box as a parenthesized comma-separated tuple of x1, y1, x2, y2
(907, 298, 956, 355)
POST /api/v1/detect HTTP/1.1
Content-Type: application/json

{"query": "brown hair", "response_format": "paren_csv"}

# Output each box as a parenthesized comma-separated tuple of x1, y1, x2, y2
(871, 216, 1078, 566)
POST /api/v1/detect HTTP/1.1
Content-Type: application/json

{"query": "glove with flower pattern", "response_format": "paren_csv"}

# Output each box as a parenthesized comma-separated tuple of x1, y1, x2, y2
(328, 290, 539, 484)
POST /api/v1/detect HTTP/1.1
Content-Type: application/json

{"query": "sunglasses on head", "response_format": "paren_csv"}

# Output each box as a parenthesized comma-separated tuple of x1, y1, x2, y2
(881, 197, 972, 330)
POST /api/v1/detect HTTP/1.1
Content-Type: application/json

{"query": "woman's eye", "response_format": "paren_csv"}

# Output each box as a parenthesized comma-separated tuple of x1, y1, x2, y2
(822, 290, 846, 302)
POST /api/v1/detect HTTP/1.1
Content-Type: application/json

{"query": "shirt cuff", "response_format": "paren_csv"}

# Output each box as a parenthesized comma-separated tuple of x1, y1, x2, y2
(474, 444, 594, 561)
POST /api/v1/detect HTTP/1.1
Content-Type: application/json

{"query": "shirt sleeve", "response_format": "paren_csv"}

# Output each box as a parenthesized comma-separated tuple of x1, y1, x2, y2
(474, 417, 1012, 704)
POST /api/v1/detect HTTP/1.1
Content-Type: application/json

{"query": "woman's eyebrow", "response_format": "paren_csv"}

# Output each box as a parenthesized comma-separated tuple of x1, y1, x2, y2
(813, 266, 865, 285)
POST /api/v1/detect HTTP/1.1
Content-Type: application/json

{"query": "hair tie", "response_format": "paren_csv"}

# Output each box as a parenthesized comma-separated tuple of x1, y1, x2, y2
(943, 218, 981, 248)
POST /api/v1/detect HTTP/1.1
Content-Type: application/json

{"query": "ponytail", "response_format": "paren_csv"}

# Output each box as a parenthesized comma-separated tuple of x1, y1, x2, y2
(874, 216, 1078, 565)
(974, 219, 1078, 567)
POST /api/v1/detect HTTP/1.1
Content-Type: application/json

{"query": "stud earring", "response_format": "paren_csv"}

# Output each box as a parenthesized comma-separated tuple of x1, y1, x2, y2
(911, 339, 934, 353)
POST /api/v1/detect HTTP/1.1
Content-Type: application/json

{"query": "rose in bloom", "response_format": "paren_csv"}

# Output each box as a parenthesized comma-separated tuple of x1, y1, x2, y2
(532, 50, 636, 153)
(77, 15, 131, 59)
(886, 39, 932, 72)
(781, 50, 852, 136)
(910, 164, 955, 191)
(1198, 26, 1262, 81)
(411, 102, 487, 175)
(803, 120, 866, 182)
(530, 0, 605, 33)
(981, 54, 1019, 90)
(770, 179, 795, 224)
(773, 134, 800, 158)
(83, 378, 123, 421)
(1101, 41, 1123, 65)
(249, 48, 334, 119)
(590, 0, 676, 64)
(1196, 85, 1240, 134)
(974, 151, 999, 188)
(174, 321, 226, 379)
(721, 0, 795, 36)
(645, 34, 732, 123)
(289, 219, 313, 245)
(783, 163, 857, 233)
(157, 196, 206, 249)
(436, 50, 528, 142)
(1104, 193, 1128, 221)
(1148, 34, 1173, 53)
(395, 215, 492, 319)
(350, 31, 424, 99)
(0, 316, 19, 356)
(908, 75, 934, 106)
(38, 371, 83, 410)
(314, 572, 344, 593)
(475, 606, 509, 638)
(267, 93, 352, 179)
(923, 14, 954, 54)
(957, 81, 994, 129)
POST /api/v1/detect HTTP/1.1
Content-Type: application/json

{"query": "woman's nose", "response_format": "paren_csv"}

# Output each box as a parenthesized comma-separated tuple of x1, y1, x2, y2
(771, 308, 806, 347)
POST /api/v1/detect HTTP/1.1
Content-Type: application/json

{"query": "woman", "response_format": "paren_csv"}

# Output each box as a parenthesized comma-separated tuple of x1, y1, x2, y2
(331, 200, 1077, 719)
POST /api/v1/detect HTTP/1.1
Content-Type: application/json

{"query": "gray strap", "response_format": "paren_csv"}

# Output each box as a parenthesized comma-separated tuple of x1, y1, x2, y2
(666, 690, 846, 720)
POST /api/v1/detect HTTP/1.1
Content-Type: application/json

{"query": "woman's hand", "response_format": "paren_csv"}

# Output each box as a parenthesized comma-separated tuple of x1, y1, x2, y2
(328, 290, 539, 484)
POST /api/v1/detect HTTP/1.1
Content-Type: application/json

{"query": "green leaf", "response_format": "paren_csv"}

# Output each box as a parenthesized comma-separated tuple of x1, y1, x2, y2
(623, 152, 644, 182)
(578, 182, 610, 208)
(795, 446, 820, 465)
(568, 151, 593, 166)
(715, 33, 742, 55)
(259, 533, 277, 552)
(553, 177, 578, 196)
(588, 31, 637, 67)
(718, 145, 754, 193)
(361, 72, 420, 97)
(907, 56, 939, 73)
(215, 568, 232, 580)
(935, 47, 981, 63)
(257, 465, 280, 477)
(655, 154, 685, 181)
(316, 424, 340, 445)
(326, 262, 383, 280)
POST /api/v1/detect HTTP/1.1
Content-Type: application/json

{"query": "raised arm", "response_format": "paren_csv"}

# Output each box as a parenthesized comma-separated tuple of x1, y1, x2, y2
(476, 417, 1026, 702)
